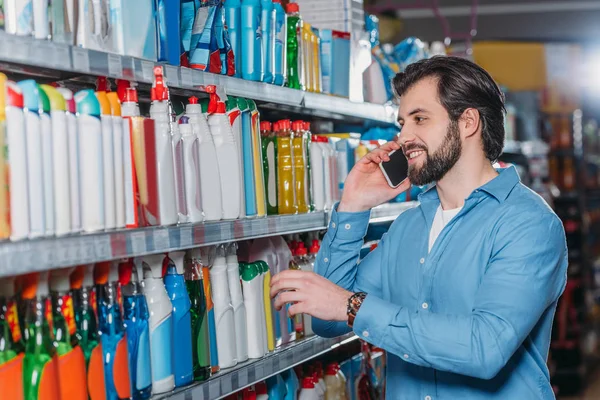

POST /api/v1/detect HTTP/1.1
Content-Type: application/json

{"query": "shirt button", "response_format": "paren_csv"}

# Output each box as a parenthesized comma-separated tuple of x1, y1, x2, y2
(324, 258, 329, 263)
(345, 223, 351, 230)
(422, 302, 429, 309)
(331, 222, 336, 228)
(403, 354, 409, 359)
(425, 396, 432, 400)
(420, 258, 425, 264)
(362, 330, 369, 338)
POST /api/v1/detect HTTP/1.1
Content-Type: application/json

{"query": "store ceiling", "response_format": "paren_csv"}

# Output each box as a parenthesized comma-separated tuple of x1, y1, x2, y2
(367, 0, 600, 43)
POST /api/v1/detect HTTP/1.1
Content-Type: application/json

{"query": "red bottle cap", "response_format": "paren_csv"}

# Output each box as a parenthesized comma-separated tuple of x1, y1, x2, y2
(304, 121, 311, 132)
(292, 120, 304, 132)
(302, 376, 315, 389)
(297, 246, 308, 256)
(152, 66, 168, 101)
(118, 260, 133, 286)
(188, 96, 199, 104)
(124, 87, 138, 103)
(326, 363, 338, 375)
(255, 382, 268, 395)
(216, 101, 226, 114)
(96, 76, 110, 92)
(260, 121, 272, 132)
(116, 79, 130, 102)
(310, 244, 319, 254)
(287, 2, 299, 13)
(6, 81, 24, 108)
(278, 119, 291, 130)
(273, 121, 280, 132)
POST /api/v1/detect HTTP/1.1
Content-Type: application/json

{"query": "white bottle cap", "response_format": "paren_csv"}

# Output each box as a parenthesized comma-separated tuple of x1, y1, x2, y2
(142, 253, 167, 279)
(169, 251, 186, 275)
(50, 267, 75, 292)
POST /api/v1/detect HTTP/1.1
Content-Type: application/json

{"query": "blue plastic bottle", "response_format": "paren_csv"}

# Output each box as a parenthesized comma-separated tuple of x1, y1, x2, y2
(119, 260, 152, 400)
(238, 98, 257, 216)
(181, 0, 197, 65)
(261, 0, 274, 83)
(189, 2, 221, 73)
(157, 0, 182, 65)
(281, 369, 300, 400)
(224, 0, 242, 77)
(272, 0, 287, 85)
(241, 0, 262, 81)
(164, 252, 194, 387)
(214, 3, 228, 75)
(267, 374, 288, 399)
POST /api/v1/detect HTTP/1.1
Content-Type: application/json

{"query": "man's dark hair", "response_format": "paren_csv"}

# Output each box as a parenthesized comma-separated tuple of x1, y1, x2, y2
(393, 56, 506, 162)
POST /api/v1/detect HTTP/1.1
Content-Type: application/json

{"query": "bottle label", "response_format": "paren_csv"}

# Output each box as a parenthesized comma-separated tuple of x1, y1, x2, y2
(45, 298, 54, 336)
(6, 300, 22, 343)
(59, 294, 77, 336)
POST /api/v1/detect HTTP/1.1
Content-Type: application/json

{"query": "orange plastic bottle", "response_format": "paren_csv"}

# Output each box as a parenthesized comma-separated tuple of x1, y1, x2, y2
(277, 120, 298, 214)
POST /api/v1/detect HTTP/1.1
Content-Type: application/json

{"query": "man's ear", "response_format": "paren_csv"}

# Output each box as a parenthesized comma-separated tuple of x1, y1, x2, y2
(460, 108, 481, 139)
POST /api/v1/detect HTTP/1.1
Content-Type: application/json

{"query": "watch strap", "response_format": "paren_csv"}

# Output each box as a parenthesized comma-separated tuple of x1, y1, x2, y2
(347, 292, 367, 328)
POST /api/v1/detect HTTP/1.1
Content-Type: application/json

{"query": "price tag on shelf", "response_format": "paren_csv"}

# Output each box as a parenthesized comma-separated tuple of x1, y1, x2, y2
(165, 66, 180, 87)
(221, 375, 233, 395)
(94, 235, 111, 259)
(82, 238, 96, 261)
(254, 364, 264, 380)
(130, 232, 147, 254)
(31, 40, 54, 65)
(237, 368, 248, 388)
(208, 380, 220, 399)
(153, 229, 170, 251)
(55, 242, 72, 266)
(53, 46, 71, 69)
(180, 67, 193, 87)
(179, 226, 192, 249)
(220, 223, 232, 241)
(141, 60, 154, 82)
(108, 53, 123, 77)
(72, 47, 90, 73)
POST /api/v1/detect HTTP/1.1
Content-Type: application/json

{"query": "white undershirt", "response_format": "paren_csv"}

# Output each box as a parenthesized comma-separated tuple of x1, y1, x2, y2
(428, 205, 462, 252)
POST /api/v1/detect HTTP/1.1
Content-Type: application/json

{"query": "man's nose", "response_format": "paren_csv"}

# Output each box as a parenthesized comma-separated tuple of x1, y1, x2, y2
(398, 129, 416, 147)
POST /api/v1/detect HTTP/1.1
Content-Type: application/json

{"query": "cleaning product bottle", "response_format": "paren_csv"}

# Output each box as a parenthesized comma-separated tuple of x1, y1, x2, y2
(69, 265, 101, 398)
(261, 0, 274, 83)
(299, 377, 319, 400)
(189, 1, 221, 72)
(3, 77, 29, 240)
(226, 243, 248, 363)
(302, 122, 313, 211)
(314, 363, 327, 399)
(309, 136, 325, 212)
(150, 66, 179, 226)
(267, 374, 288, 400)
(270, 236, 294, 343)
(288, 252, 304, 338)
(0, 76, 10, 240)
(156, 0, 182, 65)
(227, 96, 246, 219)
(224, 0, 242, 77)
(301, 22, 312, 92)
(294, 245, 313, 337)
(49, 269, 88, 400)
(241, 262, 266, 359)
(210, 245, 238, 369)
(179, 116, 203, 223)
(33, 0, 50, 39)
(40, 85, 70, 236)
(285, 3, 302, 89)
(200, 247, 220, 374)
(171, 109, 189, 224)
(282, 368, 300, 400)
(0, 277, 25, 400)
(185, 248, 212, 382)
(164, 252, 194, 386)
(119, 84, 140, 228)
(272, 0, 287, 86)
(261, 121, 278, 215)
(186, 95, 222, 222)
(277, 120, 297, 214)
(75, 89, 105, 233)
(238, 97, 257, 217)
(118, 260, 152, 400)
(18, 80, 46, 238)
(207, 91, 241, 220)
(4, 0, 34, 35)
(256, 381, 269, 400)
(141, 254, 175, 393)
(36, 86, 55, 237)
(292, 121, 308, 213)
(320, 137, 334, 210)
(324, 363, 344, 400)
(311, 29, 322, 94)
(241, 0, 262, 81)
(96, 262, 132, 400)
(96, 78, 117, 231)
(249, 100, 267, 217)
(107, 91, 126, 229)
(259, 261, 275, 352)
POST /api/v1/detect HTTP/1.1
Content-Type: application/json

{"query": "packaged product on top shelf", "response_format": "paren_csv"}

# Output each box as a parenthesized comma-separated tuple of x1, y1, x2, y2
(239, 97, 258, 217)
(156, 0, 181, 66)
(75, 0, 111, 52)
(189, 0, 222, 73)
(0, 277, 25, 400)
(224, 0, 242, 77)
(110, 0, 157, 60)
(96, 78, 117, 231)
(286, 3, 302, 90)
(241, 0, 262, 81)
(216, 2, 235, 76)
(277, 119, 298, 214)
(261, 0, 274, 83)
(4, 1, 33, 35)
(319, 30, 351, 98)
(272, 0, 287, 86)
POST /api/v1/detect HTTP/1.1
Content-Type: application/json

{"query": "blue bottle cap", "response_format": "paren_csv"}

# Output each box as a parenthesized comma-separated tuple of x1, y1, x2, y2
(18, 80, 41, 112)
(75, 89, 101, 117)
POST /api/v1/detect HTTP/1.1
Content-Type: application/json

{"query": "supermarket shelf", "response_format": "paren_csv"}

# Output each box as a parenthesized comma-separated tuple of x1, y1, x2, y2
(154, 333, 359, 400)
(0, 32, 396, 124)
(368, 201, 419, 224)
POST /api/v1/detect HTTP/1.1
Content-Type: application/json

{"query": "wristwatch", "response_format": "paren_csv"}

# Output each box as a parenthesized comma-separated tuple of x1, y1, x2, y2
(347, 292, 367, 328)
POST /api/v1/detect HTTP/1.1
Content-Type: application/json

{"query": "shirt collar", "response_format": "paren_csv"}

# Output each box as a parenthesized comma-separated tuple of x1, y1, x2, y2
(417, 166, 521, 204)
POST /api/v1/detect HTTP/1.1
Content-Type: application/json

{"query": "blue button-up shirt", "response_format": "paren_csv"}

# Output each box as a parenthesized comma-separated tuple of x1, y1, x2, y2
(313, 167, 567, 399)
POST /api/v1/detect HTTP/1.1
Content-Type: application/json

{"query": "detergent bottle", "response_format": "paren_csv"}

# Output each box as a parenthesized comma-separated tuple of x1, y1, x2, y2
(241, 262, 266, 359)
(224, 0, 242, 77)
(241, 0, 262, 81)
(18, 80, 46, 238)
(238, 97, 257, 217)
(186, 95, 222, 222)
(118, 260, 152, 400)
(3, 77, 28, 240)
(0, 277, 25, 400)
(95, 262, 132, 400)
(96, 78, 117, 231)
(75, 89, 105, 233)
(285, 3, 302, 89)
(49, 268, 87, 400)
(118, 84, 140, 228)
(171, 108, 189, 225)
(164, 252, 194, 386)
(107, 91, 126, 229)
(298, 377, 319, 400)
(277, 120, 297, 214)
(179, 116, 203, 223)
(282, 368, 300, 400)
(36, 86, 55, 237)
(207, 91, 242, 220)
(185, 248, 212, 382)
(261, 0, 274, 83)
(226, 243, 248, 362)
(259, 261, 275, 352)
(272, 0, 287, 86)
(256, 381, 269, 399)
(267, 374, 288, 400)
(141, 254, 175, 393)
(302, 122, 314, 211)
(288, 251, 304, 338)
(200, 247, 220, 374)
(261, 121, 278, 215)
(292, 121, 308, 213)
(227, 96, 246, 218)
(270, 236, 295, 343)
(310, 135, 325, 212)
(22, 272, 60, 400)
(249, 100, 267, 217)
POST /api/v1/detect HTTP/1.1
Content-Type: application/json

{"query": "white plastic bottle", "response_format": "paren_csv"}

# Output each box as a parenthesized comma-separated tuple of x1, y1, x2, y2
(270, 236, 294, 344)
(96, 80, 116, 230)
(149, 67, 178, 226)
(107, 92, 126, 229)
(186, 97, 222, 222)
(226, 243, 248, 362)
(18, 80, 46, 238)
(210, 245, 238, 369)
(295, 245, 314, 336)
(310, 136, 326, 212)
(38, 87, 54, 236)
(119, 85, 139, 228)
(141, 253, 176, 394)
(227, 98, 246, 218)
(208, 100, 242, 220)
(320, 138, 335, 211)
(5, 80, 29, 240)
(299, 377, 319, 400)
(40, 85, 70, 236)
(33, 0, 50, 39)
(179, 116, 203, 223)
(171, 115, 189, 224)
(75, 89, 104, 232)
(241, 261, 266, 359)
(57, 88, 81, 234)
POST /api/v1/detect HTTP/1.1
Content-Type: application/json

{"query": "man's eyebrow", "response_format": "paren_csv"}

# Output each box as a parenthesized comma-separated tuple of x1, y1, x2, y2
(397, 108, 429, 123)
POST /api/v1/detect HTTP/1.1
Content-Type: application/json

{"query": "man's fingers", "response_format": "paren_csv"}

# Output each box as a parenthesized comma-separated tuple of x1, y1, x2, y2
(270, 276, 307, 299)
(274, 291, 304, 311)
(288, 303, 303, 317)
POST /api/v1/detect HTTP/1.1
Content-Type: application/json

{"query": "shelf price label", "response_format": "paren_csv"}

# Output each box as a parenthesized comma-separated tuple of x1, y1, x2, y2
(108, 54, 123, 77)
(72, 48, 91, 73)
(53, 46, 71, 69)
(165, 66, 180, 87)
(130, 232, 147, 254)
(141, 60, 154, 82)
(209, 380, 220, 399)
(153, 229, 170, 251)
(180, 67, 193, 87)
(237, 368, 248, 388)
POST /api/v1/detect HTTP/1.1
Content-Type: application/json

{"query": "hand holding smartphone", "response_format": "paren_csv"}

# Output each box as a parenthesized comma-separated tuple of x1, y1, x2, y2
(379, 149, 409, 188)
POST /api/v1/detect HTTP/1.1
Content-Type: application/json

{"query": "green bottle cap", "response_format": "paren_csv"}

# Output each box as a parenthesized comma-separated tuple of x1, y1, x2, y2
(200, 98, 209, 113)
(248, 99, 257, 112)
(241, 262, 260, 282)
(237, 97, 249, 112)
(38, 84, 51, 113)
(226, 95, 238, 111)
(258, 261, 269, 274)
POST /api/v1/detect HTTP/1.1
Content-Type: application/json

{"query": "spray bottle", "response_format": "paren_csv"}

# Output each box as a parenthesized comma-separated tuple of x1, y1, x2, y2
(285, 3, 302, 89)
(18, 80, 46, 238)
(37, 86, 55, 237)
(224, 0, 242, 77)
(2, 77, 29, 240)
(241, 262, 266, 358)
(96, 78, 117, 230)
(207, 90, 242, 220)
(96, 262, 132, 400)
(179, 116, 203, 223)
(141, 254, 175, 393)
(261, 0, 274, 83)
(164, 252, 194, 386)
(200, 247, 220, 374)
(75, 89, 105, 233)
(272, 0, 287, 86)
(22, 272, 60, 400)
(261, 121, 278, 215)
(210, 245, 238, 368)
(0, 277, 25, 400)
(248, 100, 267, 217)
(107, 91, 126, 229)
(186, 95, 222, 222)
(241, 0, 262, 81)
(118, 260, 152, 400)
(226, 243, 248, 362)
(226, 96, 246, 218)
(185, 248, 212, 382)
(238, 97, 257, 217)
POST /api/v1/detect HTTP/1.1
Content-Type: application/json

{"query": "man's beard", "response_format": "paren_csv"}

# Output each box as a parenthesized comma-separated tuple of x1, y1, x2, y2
(407, 121, 462, 186)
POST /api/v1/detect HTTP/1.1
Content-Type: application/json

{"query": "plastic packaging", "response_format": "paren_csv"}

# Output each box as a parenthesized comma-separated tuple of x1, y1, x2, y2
(292, 121, 309, 213)
(226, 243, 248, 362)
(225, 0, 242, 77)
(119, 85, 140, 228)
(4, 0, 33, 35)
(75, 0, 111, 51)
(189, 1, 220, 72)
(282, 368, 300, 400)
(241, 0, 262, 81)
(241, 262, 266, 358)
(261, 121, 278, 215)
(0, 277, 25, 400)
(179, 116, 203, 223)
(37, 87, 55, 237)
(261, 0, 274, 83)
(310, 136, 325, 211)
(272, 0, 287, 86)
(227, 96, 246, 218)
(107, 91, 126, 229)
(267, 374, 288, 399)
(299, 377, 319, 400)
(239, 98, 257, 217)
(156, 0, 181, 65)
(141, 254, 175, 393)
(164, 252, 194, 386)
(277, 120, 297, 214)
(200, 247, 220, 374)
(249, 100, 267, 217)
(286, 3, 302, 89)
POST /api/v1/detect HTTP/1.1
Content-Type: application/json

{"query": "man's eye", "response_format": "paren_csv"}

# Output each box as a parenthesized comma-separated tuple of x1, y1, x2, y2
(415, 117, 426, 124)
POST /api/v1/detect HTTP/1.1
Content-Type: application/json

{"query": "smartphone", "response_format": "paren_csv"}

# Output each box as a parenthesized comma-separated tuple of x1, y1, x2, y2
(379, 149, 409, 188)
